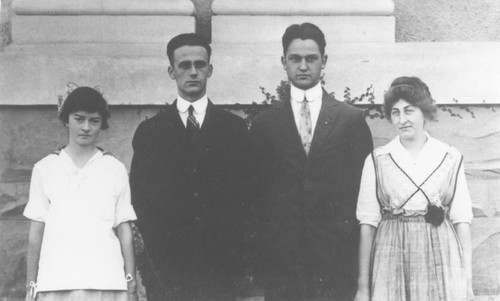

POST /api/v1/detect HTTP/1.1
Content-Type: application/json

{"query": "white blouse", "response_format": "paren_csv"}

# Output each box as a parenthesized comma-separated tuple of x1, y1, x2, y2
(24, 149, 137, 293)
(356, 134, 473, 227)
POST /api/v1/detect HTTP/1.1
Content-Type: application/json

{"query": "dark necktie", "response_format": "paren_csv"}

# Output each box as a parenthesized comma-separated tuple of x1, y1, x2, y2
(186, 105, 200, 144)
(187, 105, 200, 131)
(299, 96, 312, 155)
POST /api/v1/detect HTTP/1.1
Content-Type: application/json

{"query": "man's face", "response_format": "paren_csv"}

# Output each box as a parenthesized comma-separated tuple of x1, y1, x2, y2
(282, 38, 327, 90)
(168, 45, 213, 102)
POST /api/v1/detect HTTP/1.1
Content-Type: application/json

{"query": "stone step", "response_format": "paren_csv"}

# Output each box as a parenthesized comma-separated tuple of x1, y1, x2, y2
(212, 0, 395, 43)
(12, 0, 194, 44)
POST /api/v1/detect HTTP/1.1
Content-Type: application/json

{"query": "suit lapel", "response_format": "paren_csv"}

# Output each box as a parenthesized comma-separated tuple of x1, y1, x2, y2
(276, 97, 308, 158)
(196, 99, 217, 152)
(164, 99, 185, 131)
(309, 90, 340, 156)
(159, 100, 188, 150)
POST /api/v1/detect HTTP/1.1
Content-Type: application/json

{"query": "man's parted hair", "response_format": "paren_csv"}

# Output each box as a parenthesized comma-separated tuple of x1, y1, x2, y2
(282, 23, 326, 56)
(166, 33, 212, 65)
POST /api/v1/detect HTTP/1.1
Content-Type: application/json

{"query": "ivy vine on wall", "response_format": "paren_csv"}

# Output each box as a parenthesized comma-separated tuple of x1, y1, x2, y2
(242, 81, 496, 127)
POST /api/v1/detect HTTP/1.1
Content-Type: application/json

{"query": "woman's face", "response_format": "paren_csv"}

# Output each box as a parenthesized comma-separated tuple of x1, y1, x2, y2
(67, 111, 102, 147)
(390, 99, 426, 140)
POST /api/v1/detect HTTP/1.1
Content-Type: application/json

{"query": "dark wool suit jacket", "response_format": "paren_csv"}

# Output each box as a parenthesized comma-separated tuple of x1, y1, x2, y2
(130, 100, 250, 284)
(250, 89, 373, 289)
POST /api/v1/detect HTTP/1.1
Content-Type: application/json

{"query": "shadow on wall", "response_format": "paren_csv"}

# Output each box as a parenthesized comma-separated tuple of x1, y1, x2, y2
(0, 0, 13, 48)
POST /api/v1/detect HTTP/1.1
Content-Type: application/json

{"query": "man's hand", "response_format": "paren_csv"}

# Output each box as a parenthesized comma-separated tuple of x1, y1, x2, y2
(25, 291, 35, 301)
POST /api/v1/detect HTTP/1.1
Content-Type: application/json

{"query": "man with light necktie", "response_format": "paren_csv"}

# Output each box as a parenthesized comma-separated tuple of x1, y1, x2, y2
(250, 23, 373, 301)
(130, 33, 250, 301)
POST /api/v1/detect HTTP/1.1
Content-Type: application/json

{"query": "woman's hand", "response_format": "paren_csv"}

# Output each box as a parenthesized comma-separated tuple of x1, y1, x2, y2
(127, 279, 138, 301)
(127, 291, 138, 301)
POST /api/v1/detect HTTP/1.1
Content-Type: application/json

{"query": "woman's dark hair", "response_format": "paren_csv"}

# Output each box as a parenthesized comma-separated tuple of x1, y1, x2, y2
(383, 76, 437, 121)
(282, 22, 326, 56)
(59, 86, 110, 130)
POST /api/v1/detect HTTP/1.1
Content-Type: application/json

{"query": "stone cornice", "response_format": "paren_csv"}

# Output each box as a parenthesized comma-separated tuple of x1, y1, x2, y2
(13, 0, 194, 16)
(213, 0, 394, 16)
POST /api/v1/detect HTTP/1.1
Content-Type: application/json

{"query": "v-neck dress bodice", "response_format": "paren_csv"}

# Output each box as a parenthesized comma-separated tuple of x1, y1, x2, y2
(356, 135, 474, 301)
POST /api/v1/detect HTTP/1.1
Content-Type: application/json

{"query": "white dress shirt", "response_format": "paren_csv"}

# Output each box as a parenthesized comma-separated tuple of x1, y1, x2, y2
(24, 149, 137, 293)
(356, 134, 473, 227)
(176, 95, 208, 128)
(290, 82, 323, 137)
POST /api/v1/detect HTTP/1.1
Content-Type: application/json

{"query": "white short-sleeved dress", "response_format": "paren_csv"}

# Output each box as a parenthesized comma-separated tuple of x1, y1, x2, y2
(24, 149, 137, 299)
(356, 134, 474, 301)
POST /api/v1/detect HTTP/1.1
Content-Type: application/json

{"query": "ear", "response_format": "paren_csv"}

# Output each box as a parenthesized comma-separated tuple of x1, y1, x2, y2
(207, 64, 213, 78)
(281, 56, 286, 70)
(321, 54, 328, 69)
(168, 65, 176, 80)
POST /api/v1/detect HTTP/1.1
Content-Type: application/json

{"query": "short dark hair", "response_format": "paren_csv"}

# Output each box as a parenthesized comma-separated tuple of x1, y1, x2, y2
(166, 33, 212, 65)
(282, 23, 326, 56)
(383, 76, 437, 121)
(59, 86, 110, 130)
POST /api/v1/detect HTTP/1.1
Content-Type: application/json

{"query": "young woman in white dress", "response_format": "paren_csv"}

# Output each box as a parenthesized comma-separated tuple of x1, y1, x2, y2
(24, 87, 138, 301)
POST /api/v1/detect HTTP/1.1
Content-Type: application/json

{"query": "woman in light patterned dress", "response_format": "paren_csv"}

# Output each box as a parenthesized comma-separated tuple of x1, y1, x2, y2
(354, 77, 473, 301)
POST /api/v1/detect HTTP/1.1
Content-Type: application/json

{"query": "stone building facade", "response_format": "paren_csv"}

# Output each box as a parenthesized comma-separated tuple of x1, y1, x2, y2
(1, 0, 499, 299)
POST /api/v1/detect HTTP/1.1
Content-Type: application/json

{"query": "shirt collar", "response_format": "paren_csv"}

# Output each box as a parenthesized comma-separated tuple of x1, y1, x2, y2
(381, 132, 447, 156)
(176, 95, 208, 114)
(290, 82, 323, 103)
(60, 148, 103, 168)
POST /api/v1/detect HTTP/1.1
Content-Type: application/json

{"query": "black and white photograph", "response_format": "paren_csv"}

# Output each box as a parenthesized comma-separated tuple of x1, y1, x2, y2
(0, 0, 499, 300)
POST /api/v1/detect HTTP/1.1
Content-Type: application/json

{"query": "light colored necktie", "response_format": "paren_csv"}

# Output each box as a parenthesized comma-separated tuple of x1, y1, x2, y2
(299, 97, 312, 155)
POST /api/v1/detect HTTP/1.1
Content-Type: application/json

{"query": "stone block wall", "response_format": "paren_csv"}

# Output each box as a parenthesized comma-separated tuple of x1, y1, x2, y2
(0, 105, 499, 299)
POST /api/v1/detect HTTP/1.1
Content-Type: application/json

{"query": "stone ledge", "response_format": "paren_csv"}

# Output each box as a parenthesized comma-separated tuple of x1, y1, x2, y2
(209, 42, 500, 105)
(213, 0, 394, 16)
(1, 42, 500, 105)
(13, 0, 194, 16)
(0, 43, 177, 106)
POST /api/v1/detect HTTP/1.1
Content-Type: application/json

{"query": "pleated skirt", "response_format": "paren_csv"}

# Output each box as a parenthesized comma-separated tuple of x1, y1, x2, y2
(370, 215, 473, 301)
(36, 290, 128, 301)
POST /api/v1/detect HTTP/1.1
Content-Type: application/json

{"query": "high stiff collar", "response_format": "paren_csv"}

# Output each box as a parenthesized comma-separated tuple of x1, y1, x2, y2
(290, 82, 323, 103)
(176, 95, 208, 114)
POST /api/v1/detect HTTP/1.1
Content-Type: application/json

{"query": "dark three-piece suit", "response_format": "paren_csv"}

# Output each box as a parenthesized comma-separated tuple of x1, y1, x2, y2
(130, 100, 250, 301)
(250, 89, 373, 300)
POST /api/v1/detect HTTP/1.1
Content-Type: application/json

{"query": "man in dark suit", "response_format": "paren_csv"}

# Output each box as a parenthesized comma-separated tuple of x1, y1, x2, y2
(130, 33, 250, 301)
(250, 23, 373, 301)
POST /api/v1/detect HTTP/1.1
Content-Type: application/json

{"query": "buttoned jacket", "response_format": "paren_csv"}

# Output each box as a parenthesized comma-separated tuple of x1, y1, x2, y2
(250, 89, 373, 277)
(130, 100, 250, 275)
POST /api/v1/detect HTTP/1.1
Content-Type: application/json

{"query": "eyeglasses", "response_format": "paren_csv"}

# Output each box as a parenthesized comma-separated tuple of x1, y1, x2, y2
(177, 61, 208, 70)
